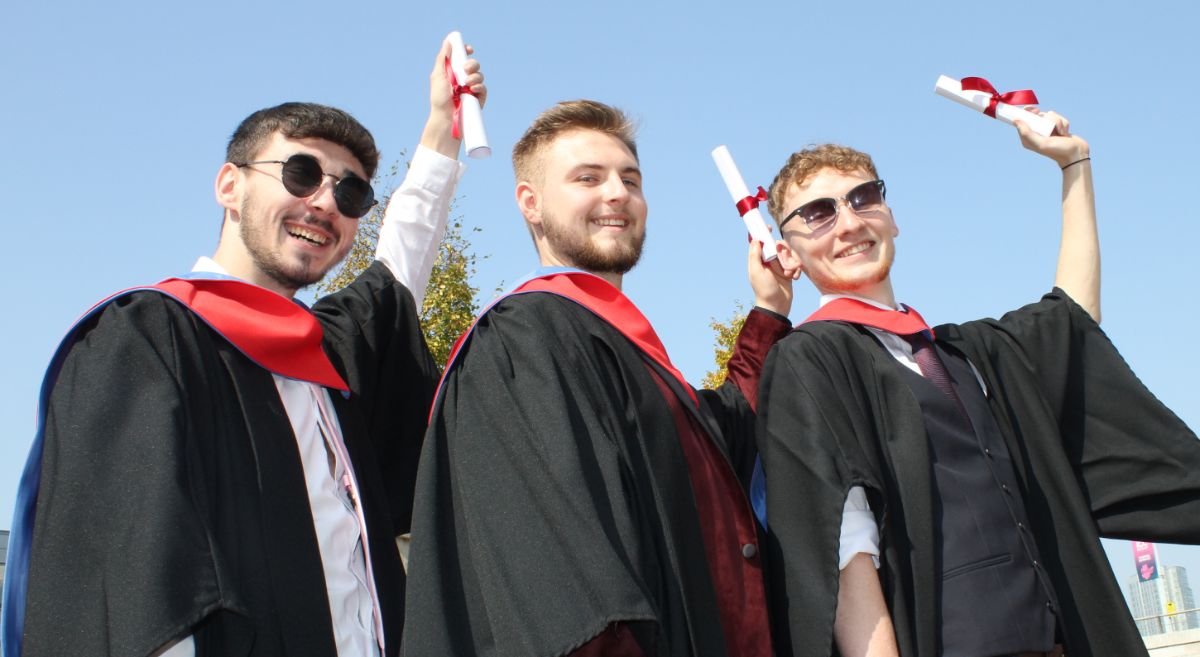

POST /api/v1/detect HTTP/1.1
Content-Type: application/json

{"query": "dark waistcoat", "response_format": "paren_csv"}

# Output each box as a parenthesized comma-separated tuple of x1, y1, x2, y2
(894, 339, 1059, 657)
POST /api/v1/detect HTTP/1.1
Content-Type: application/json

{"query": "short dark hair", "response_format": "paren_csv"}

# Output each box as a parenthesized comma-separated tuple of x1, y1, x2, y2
(512, 100, 638, 184)
(225, 102, 380, 179)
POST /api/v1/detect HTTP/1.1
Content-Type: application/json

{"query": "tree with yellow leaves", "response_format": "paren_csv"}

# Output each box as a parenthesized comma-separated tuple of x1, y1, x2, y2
(701, 304, 747, 390)
(416, 218, 482, 369)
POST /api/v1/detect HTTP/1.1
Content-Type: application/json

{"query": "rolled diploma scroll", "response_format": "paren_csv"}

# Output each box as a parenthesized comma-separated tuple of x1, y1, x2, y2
(934, 75, 1055, 137)
(711, 145, 777, 263)
(447, 31, 490, 158)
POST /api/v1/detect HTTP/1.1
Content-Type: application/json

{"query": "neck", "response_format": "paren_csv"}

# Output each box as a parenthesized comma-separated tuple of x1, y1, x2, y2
(537, 253, 624, 291)
(820, 278, 896, 309)
(210, 247, 297, 299)
(594, 271, 623, 290)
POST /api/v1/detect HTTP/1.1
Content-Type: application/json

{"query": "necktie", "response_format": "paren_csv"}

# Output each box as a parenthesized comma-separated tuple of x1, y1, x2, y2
(903, 332, 969, 421)
(803, 297, 970, 420)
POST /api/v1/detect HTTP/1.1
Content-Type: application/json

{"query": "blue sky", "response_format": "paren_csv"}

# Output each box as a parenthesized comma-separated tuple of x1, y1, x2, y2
(4, 0, 1198, 600)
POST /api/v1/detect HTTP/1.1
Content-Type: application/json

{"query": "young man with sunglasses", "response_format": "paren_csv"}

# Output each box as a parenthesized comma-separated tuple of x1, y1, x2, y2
(2, 39, 484, 657)
(402, 100, 797, 657)
(755, 114, 1200, 657)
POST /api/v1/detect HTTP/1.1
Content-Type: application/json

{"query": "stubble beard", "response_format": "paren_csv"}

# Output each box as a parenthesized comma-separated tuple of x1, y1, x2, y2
(541, 210, 646, 275)
(239, 196, 339, 292)
(810, 245, 895, 297)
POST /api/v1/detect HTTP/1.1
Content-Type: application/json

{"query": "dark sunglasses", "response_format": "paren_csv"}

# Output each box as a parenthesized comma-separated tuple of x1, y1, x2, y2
(779, 179, 887, 232)
(235, 153, 377, 219)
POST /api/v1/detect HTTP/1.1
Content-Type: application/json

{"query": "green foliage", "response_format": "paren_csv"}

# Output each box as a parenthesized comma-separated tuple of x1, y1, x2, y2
(317, 156, 482, 372)
(419, 219, 481, 370)
(701, 303, 747, 390)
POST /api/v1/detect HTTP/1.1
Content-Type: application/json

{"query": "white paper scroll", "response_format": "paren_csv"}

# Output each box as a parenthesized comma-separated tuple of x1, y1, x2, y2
(934, 75, 1055, 137)
(447, 31, 490, 159)
(711, 145, 777, 263)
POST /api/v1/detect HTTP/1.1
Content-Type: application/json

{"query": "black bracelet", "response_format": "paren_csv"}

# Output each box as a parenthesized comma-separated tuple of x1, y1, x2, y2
(1061, 156, 1091, 170)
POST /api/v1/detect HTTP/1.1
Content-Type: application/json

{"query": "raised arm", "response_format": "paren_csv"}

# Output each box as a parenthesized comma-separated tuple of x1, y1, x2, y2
(374, 34, 487, 304)
(1014, 112, 1099, 322)
(699, 239, 795, 475)
(702, 238, 798, 412)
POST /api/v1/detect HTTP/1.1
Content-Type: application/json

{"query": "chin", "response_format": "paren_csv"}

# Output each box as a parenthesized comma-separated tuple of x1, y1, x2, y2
(265, 257, 336, 291)
(815, 264, 892, 296)
(577, 250, 641, 275)
(549, 233, 645, 276)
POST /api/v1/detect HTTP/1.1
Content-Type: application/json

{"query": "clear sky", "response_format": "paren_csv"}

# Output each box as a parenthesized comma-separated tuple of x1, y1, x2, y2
(3, 0, 1198, 602)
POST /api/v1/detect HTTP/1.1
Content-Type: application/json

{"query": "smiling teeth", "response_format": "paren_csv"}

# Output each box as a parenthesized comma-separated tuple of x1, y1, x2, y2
(838, 242, 872, 258)
(594, 217, 627, 227)
(288, 227, 328, 245)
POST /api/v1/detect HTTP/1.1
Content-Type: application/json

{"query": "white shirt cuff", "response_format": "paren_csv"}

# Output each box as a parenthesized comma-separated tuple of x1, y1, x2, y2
(154, 635, 195, 657)
(839, 485, 881, 570)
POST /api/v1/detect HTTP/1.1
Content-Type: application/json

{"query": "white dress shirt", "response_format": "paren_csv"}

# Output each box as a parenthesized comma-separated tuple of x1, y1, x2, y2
(159, 145, 464, 657)
(819, 293, 987, 571)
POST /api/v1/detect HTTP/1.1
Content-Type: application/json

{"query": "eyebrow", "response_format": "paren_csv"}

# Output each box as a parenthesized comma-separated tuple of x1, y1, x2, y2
(569, 163, 642, 177)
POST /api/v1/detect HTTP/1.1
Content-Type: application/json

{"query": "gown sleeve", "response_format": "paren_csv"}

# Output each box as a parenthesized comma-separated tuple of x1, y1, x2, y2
(957, 288, 1200, 542)
(756, 328, 885, 657)
(24, 294, 247, 657)
(312, 261, 439, 534)
(699, 307, 792, 483)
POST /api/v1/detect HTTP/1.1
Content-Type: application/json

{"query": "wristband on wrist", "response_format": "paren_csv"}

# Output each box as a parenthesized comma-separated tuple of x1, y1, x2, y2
(1061, 156, 1091, 171)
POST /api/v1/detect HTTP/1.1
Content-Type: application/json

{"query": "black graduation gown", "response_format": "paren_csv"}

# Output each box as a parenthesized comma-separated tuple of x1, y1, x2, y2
(401, 291, 759, 657)
(758, 289, 1200, 657)
(21, 261, 437, 657)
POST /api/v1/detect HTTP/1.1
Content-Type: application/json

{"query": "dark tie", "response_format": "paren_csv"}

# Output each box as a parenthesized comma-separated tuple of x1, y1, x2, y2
(903, 332, 969, 421)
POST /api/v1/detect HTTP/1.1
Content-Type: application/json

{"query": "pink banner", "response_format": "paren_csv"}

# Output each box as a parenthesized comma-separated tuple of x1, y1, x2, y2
(1134, 541, 1160, 581)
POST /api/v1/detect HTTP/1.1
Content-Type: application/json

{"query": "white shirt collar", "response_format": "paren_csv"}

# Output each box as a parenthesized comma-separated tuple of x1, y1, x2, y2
(191, 256, 230, 276)
(818, 292, 904, 312)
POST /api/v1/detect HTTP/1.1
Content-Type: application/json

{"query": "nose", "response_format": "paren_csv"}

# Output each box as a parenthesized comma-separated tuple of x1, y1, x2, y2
(833, 198, 866, 233)
(305, 175, 341, 219)
(602, 173, 630, 203)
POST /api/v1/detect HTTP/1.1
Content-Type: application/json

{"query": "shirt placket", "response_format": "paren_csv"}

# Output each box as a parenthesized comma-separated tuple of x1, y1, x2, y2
(310, 386, 385, 655)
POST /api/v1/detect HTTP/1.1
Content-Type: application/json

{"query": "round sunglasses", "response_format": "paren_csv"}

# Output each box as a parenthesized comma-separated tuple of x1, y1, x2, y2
(779, 179, 887, 233)
(235, 153, 377, 219)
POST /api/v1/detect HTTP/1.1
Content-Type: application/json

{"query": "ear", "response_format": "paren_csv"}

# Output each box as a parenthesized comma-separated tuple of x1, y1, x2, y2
(776, 238, 805, 274)
(215, 162, 242, 218)
(515, 180, 541, 225)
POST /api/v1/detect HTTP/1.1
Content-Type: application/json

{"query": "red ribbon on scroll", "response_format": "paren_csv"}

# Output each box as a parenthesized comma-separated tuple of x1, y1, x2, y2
(443, 56, 478, 140)
(736, 186, 768, 217)
(959, 77, 1039, 118)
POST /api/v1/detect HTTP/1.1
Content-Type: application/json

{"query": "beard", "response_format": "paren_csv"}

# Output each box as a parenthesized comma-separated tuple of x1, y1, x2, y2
(541, 210, 646, 275)
(238, 195, 342, 292)
(807, 244, 895, 296)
